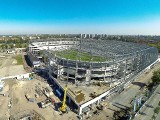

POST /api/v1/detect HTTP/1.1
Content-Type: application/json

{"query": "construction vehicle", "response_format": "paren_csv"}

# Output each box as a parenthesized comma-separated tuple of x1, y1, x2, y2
(59, 85, 68, 113)
(25, 93, 35, 102)
(39, 97, 55, 108)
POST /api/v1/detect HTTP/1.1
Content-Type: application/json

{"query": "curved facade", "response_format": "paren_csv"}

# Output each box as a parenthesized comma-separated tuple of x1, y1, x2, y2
(40, 39, 159, 85)
(29, 39, 78, 55)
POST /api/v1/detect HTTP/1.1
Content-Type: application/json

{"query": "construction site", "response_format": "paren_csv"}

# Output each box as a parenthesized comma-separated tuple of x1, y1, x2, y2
(0, 38, 159, 120)
(29, 39, 159, 119)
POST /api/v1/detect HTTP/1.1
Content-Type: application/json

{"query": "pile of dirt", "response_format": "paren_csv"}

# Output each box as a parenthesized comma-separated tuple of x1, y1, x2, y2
(75, 92, 85, 103)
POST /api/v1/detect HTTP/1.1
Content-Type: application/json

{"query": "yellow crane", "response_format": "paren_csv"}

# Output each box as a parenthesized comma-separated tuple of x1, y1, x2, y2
(60, 85, 68, 112)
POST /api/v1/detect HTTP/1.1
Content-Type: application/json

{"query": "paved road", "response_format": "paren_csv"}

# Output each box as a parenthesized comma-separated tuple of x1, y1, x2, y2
(107, 62, 160, 119)
(111, 85, 140, 107)
(134, 85, 160, 120)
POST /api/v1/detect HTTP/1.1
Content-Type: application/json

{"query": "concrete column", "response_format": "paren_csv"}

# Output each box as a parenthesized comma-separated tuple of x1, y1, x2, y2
(124, 59, 127, 81)
(86, 69, 91, 82)
(104, 64, 107, 82)
(75, 61, 78, 84)
(57, 65, 60, 79)
(110, 59, 114, 84)
(68, 97, 71, 104)
(57, 65, 63, 79)
(78, 106, 83, 115)
(97, 100, 100, 105)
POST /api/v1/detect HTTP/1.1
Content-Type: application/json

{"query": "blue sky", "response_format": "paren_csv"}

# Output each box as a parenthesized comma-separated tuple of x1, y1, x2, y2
(0, 0, 160, 35)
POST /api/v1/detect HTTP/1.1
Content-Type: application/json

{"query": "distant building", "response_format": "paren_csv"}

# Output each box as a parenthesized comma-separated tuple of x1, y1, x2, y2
(90, 34, 95, 38)
(6, 49, 16, 54)
(81, 34, 85, 38)
(29, 36, 37, 40)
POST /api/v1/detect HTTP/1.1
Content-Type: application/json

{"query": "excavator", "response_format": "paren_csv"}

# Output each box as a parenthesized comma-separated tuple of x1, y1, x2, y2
(59, 84, 68, 113)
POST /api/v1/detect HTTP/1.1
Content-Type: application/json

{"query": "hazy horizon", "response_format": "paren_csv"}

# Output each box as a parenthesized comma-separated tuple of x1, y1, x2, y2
(0, 0, 160, 35)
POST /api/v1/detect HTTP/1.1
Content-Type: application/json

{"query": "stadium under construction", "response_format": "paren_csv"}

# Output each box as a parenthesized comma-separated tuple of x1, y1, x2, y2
(28, 39, 158, 116)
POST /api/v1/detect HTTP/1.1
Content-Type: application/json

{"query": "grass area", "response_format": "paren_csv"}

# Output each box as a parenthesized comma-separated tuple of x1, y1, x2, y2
(148, 43, 160, 53)
(15, 54, 23, 65)
(55, 49, 107, 62)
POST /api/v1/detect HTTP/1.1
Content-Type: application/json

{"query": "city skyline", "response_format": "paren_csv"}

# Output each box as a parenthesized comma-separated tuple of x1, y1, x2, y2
(0, 0, 160, 35)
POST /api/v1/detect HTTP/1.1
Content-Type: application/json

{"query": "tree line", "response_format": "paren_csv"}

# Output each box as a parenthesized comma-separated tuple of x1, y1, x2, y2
(0, 39, 28, 49)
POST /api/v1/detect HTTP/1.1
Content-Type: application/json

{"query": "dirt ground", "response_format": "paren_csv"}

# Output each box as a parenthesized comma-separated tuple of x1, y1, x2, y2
(0, 53, 77, 120)
(0, 54, 26, 77)
(0, 79, 78, 120)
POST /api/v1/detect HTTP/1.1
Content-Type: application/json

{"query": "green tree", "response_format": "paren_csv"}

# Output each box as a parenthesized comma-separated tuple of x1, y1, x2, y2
(15, 43, 22, 48)
(1, 44, 5, 49)
(154, 107, 160, 114)
(22, 43, 28, 48)
(10, 44, 14, 49)
(152, 114, 156, 120)
(4, 44, 8, 49)
(8, 44, 14, 49)
(152, 70, 160, 84)
(39, 50, 43, 56)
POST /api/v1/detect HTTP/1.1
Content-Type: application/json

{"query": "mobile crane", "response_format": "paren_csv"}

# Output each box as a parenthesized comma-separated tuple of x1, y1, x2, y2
(60, 85, 68, 113)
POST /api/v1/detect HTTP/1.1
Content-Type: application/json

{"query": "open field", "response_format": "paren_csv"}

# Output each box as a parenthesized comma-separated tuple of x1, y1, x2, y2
(0, 54, 26, 77)
(55, 49, 107, 62)
(14, 54, 23, 65)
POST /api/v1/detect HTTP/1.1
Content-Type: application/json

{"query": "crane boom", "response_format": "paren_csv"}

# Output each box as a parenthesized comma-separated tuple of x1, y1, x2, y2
(60, 85, 68, 112)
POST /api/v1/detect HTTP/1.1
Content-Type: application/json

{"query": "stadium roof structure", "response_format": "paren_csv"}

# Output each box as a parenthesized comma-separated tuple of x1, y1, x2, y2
(79, 40, 156, 58)
(51, 39, 157, 62)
